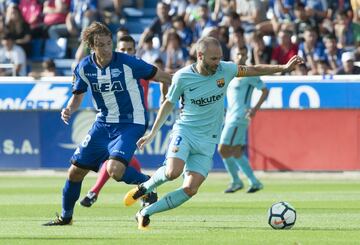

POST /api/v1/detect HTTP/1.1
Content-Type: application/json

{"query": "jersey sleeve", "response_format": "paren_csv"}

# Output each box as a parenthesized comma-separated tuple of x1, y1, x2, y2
(221, 61, 238, 82)
(72, 64, 88, 94)
(166, 71, 184, 104)
(127, 55, 157, 80)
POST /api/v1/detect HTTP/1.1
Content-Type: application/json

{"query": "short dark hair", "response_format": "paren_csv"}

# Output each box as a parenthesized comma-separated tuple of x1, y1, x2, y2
(118, 35, 136, 47)
(3, 32, 16, 41)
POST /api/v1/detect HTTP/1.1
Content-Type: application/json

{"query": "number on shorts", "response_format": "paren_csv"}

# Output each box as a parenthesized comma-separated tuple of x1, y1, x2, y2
(173, 136, 182, 146)
(81, 134, 91, 147)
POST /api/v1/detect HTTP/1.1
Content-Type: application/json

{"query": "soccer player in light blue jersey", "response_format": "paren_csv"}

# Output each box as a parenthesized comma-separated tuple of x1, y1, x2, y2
(43, 22, 171, 226)
(124, 36, 303, 230)
(218, 45, 268, 194)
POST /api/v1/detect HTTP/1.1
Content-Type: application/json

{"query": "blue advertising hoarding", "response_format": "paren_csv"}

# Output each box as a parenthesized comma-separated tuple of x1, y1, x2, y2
(0, 75, 360, 110)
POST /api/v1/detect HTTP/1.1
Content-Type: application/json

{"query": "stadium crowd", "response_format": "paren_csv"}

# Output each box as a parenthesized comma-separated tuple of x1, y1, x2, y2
(0, 0, 359, 76)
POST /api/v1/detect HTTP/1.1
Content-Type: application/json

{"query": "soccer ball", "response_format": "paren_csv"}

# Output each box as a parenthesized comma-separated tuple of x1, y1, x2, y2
(268, 201, 296, 229)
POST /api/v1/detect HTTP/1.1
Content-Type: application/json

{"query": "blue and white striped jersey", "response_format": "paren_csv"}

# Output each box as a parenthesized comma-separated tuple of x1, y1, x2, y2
(73, 52, 157, 125)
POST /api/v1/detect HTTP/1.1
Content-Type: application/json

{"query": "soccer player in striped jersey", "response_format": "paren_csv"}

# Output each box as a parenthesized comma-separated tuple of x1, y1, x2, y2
(79, 35, 167, 208)
(218, 45, 268, 194)
(123, 36, 303, 230)
(43, 22, 171, 226)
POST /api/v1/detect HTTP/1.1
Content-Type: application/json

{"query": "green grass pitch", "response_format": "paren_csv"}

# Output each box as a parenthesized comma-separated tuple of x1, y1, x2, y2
(1, 172, 360, 245)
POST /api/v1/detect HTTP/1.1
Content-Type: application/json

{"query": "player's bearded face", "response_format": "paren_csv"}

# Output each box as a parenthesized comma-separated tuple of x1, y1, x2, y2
(202, 46, 222, 74)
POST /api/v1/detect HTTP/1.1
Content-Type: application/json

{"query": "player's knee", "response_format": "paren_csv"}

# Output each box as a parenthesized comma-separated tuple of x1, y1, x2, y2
(183, 186, 198, 197)
(68, 166, 87, 181)
(218, 145, 232, 158)
(165, 169, 181, 180)
(107, 160, 126, 181)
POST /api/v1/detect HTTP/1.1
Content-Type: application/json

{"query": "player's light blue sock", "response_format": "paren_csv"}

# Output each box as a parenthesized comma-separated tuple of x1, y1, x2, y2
(143, 165, 168, 193)
(120, 166, 149, 185)
(236, 155, 259, 186)
(142, 188, 190, 216)
(61, 179, 82, 219)
(223, 157, 242, 185)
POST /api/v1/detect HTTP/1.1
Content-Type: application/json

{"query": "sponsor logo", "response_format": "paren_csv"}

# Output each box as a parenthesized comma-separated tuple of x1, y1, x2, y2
(190, 93, 224, 106)
(111, 68, 122, 78)
(189, 87, 199, 92)
(0, 83, 70, 110)
(216, 78, 225, 88)
(92, 81, 124, 93)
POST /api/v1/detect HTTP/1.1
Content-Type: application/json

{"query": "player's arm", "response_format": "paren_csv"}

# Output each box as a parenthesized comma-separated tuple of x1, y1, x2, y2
(137, 99, 174, 149)
(61, 93, 85, 125)
(152, 68, 172, 103)
(237, 55, 304, 77)
(246, 87, 269, 119)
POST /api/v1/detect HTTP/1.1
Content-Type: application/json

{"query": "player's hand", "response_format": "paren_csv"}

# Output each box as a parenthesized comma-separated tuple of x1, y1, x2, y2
(61, 108, 71, 125)
(284, 55, 304, 73)
(245, 108, 256, 120)
(137, 133, 156, 150)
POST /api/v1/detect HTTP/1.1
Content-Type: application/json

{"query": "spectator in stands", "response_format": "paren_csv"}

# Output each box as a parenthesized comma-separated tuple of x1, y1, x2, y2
(184, 0, 205, 25)
(271, 30, 298, 66)
(43, 0, 70, 35)
(212, 0, 236, 22)
(229, 27, 246, 61)
(18, 0, 44, 37)
(265, 0, 295, 34)
(5, 4, 32, 56)
(352, 0, 360, 45)
(161, 29, 188, 74)
(139, 1, 172, 48)
(293, 63, 308, 75)
(0, 32, 27, 76)
(192, 3, 217, 41)
(172, 15, 193, 47)
(163, 0, 187, 17)
(297, 26, 325, 75)
(334, 10, 354, 49)
(305, 0, 328, 22)
(322, 34, 343, 73)
(0, 14, 5, 40)
(293, 2, 317, 43)
(28, 59, 57, 78)
(235, 0, 267, 42)
(48, 0, 97, 40)
(137, 34, 161, 64)
(337, 51, 360, 74)
(250, 31, 272, 65)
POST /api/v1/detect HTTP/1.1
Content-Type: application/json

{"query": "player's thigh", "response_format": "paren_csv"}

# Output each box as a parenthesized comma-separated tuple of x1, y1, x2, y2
(165, 132, 191, 179)
(109, 123, 146, 165)
(71, 121, 110, 172)
(185, 141, 216, 178)
(220, 123, 248, 146)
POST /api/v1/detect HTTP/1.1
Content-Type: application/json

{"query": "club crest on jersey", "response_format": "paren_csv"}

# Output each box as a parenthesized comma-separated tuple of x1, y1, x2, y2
(111, 68, 122, 78)
(216, 78, 225, 88)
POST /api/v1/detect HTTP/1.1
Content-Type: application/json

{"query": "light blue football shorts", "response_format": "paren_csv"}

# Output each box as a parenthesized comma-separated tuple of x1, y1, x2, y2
(165, 130, 216, 178)
(219, 121, 249, 146)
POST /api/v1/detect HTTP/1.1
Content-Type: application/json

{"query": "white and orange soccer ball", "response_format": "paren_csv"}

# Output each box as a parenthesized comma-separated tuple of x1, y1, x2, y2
(268, 201, 296, 229)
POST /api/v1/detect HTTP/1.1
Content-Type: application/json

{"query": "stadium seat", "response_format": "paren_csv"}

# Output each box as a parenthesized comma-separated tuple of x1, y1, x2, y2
(44, 38, 67, 59)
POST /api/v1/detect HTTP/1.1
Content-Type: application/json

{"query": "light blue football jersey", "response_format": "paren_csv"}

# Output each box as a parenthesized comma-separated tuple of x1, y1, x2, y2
(73, 51, 156, 125)
(167, 61, 238, 143)
(225, 76, 266, 124)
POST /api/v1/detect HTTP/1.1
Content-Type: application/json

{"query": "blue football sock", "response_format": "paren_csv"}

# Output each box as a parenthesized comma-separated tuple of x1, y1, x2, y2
(236, 155, 259, 186)
(223, 157, 242, 185)
(142, 188, 190, 216)
(121, 166, 149, 185)
(61, 179, 82, 219)
(143, 165, 169, 193)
